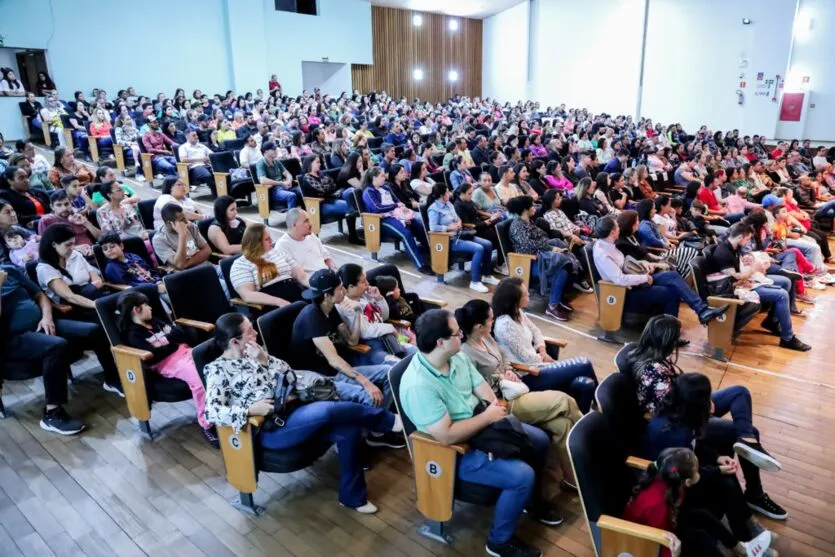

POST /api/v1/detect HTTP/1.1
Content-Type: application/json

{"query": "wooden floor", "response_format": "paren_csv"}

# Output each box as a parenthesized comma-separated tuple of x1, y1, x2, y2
(2, 160, 835, 556)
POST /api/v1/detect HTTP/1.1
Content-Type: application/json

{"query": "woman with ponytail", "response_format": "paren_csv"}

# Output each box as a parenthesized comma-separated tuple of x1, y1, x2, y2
(625, 447, 775, 557)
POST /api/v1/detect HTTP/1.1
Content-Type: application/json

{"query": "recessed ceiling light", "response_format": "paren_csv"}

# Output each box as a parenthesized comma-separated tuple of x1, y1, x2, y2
(448, 19, 459, 31)
(413, 68, 424, 81)
(412, 14, 423, 26)
(448, 70, 459, 82)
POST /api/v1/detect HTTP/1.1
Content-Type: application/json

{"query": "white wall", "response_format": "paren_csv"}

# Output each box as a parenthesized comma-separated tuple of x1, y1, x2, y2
(782, 0, 835, 140)
(529, 0, 645, 116)
(641, 0, 795, 136)
(261, 0, 372, 96)
(482, 0, 530, 104)
(0, 49, 22, 77)
(301, 62, 352, 97)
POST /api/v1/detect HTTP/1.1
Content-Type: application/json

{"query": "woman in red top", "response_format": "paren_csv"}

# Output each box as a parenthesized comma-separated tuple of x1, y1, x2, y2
(268, 74, 281, 92)
(625, 448, 775, 557)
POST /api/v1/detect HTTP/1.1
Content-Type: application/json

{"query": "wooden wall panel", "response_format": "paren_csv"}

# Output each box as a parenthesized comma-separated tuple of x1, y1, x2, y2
(351, 6, 482, 104)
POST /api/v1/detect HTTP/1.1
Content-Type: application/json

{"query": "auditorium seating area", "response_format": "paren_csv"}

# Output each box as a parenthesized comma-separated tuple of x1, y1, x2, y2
(1, 82, 834, 557)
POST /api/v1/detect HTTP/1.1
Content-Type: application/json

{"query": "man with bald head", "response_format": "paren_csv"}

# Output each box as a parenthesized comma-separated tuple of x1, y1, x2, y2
(277, 207, 336, 273)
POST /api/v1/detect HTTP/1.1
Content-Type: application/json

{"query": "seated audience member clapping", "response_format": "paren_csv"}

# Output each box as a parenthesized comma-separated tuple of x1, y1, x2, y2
(361, 167, 431, 274)
(0, 264, 120, 433)
(456, 300, 582, 491)
(151, 204, 211, 271)
(276, 207, 336, 273)
(204, 312, 404, 513)
(152, 178, 203, 230)
(230, 223, 307, 307)
(399, 309, 562, 557)
(38, 190, 100, 256)
(427, 183, 500, 293)
(336, 263, 416, 364)
(625, 447, 777, 557)
(703, 221, 810, 352)
(593, 216, 729, 340)
(507, 196, 576, 321)
(207, 196, 246, 256)
(645, 373, 788, 530)
(491, 278, 598, 412)
(117, 290, 217, 446)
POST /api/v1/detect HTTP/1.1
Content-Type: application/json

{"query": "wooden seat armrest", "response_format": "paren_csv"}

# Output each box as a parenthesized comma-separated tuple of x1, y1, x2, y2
(626, 456, 652, 470)
(511, 363, 540, 376)
(174, 318, 216, 332)
(421, 297, 448, 308)
(707, 296, 745, 307)
(361, 212, 382, 220)
(462, 223, 476, 229)
(230, 297, 264, 311)
(510, 252, 537, 260)
(409, 431, 468, 455)
(387, 319, 412, 328)
(543, 336, 568, 348)
(598, 279, 630, 291)
(53, 303, 73, 314)
(348, 343, 371, 354)
(248, 416, 265, 427)
(104, 282, 131, 291)
(598, 515, 672, 547)
(646, 246, 667, 252)
(112, 345, 154, 361)
(429, 231, 454, 237)
(212, 252, 234, 260)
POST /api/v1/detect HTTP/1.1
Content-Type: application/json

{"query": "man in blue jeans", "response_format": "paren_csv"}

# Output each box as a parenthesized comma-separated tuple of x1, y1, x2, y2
(255, 141, 302, 225)
(291, 269, 404, 449)
(706, 222, 811, 352)
(399, 309, 561, 557)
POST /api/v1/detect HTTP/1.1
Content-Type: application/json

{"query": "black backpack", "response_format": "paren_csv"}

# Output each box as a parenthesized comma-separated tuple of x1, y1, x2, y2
(468, 401, 535, 461)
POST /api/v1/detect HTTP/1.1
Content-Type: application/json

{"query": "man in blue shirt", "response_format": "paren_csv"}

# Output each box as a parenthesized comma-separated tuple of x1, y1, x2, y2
(603, 149, 629, 174)
(399, 309, 560, 557)
(384, 123, 407, 147)
(0, 265, 119, 434)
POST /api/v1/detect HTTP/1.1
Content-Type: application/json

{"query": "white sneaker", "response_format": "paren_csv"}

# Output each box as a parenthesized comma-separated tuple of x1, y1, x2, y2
(135, 173, 146, 182)
(268, 211, 283, 227)
(392, 414, 403, 433)
(482, 275, 501, 286)
(742, 530, 772, 556)
(341, 502, 378, 514)
(469, 281, 489, 293)
(810, 279, 827, 290)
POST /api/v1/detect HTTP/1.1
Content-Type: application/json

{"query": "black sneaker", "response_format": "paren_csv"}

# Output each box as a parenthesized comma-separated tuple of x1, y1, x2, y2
(760, 318, 781, 336)
(417, 265, 435, 276)
(558, 301, 574, 313)
(572, 280, 593, 293)
(40, 407, 86, 436)
(746, 492, 788, 520)
(366, 431, 406, 449)
(524, 505, 564, 526)
(103, 382, 125, 398)
(485, 536, 542, 557)
(698, 304, 730, 324)
(201, 426, 220, 449)
(779, 336, 811, 352)
(677, 339, 691, 348)
(734, 440, 782, 472)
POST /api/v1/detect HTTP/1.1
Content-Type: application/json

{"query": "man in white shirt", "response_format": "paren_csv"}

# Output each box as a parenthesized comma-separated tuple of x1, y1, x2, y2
(178, 130, 216, 195)
(238, 135, 263, 169)
(812, 146, 829, 170)
(277, 208, 335, 273)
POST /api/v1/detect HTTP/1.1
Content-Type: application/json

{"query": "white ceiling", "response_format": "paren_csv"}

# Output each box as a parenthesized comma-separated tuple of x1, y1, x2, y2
(369, 0, 527, 19)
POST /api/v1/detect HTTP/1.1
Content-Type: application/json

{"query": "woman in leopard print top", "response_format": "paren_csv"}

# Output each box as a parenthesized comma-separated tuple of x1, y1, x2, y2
(203, 313, 402, 513)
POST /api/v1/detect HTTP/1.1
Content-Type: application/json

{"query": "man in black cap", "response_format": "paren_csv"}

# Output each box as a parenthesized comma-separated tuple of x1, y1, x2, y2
(291, 269, 404, 448)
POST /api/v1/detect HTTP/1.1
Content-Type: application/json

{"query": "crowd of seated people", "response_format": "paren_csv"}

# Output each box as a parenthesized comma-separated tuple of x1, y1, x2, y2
(3, 81, 834, 557)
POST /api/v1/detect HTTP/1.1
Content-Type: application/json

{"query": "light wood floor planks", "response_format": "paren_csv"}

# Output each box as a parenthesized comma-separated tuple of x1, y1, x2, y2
(2, 158, 834, 556)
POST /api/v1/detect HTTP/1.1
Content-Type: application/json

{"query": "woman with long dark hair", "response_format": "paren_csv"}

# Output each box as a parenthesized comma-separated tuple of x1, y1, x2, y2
(203, 312, 402, 513)
(207, 195, 246, 255)
(491, 277, 598, 411)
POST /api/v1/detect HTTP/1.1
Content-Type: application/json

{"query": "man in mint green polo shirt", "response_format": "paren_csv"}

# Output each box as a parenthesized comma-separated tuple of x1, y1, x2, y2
(399, 309, 560, 557)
